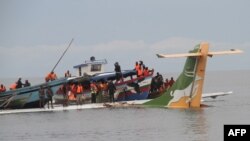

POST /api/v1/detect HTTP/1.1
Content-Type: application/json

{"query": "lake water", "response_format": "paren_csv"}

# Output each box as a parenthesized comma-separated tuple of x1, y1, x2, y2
(0, 70, 250, 141)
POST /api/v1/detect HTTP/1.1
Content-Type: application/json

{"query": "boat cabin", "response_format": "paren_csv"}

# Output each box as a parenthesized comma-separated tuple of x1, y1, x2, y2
(73, 56, 107, 76)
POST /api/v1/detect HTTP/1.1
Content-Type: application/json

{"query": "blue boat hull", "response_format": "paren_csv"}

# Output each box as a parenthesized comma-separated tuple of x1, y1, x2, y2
(0, 78, 67, 109)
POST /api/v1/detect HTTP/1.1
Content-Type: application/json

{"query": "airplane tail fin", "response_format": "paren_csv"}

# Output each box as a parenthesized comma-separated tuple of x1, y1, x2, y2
(144, 42, 242, 108)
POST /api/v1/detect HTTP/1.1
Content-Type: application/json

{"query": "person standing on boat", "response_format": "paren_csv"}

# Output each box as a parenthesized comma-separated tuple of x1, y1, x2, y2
(39, 86, 45, 108)
(16, 77, 23, 89)
(76, 83, 83, 105)
(64, 70, 71, 77)
(24, 80, 31, 87)
(46, 86, 54, 109)
(169, 77, 175, 87)
(164, 78, 170, 90)
(90, 81, 97, 103)
(114, 62, 123, 83)
(107, 80, 116, 103)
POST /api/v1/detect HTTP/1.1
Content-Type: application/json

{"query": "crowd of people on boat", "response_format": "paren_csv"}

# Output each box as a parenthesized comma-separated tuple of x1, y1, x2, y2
(134, 61, 154, 77)
(54, 79, 117, 108)
(0, 77, 31, 92)
(150, 72, 175, 93)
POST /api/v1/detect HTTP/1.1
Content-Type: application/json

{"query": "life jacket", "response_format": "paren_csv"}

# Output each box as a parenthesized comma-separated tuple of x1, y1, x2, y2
(77, 85, 83, 94)
(45, 73, 57, 81)
(135, 64, 140, 71)
(137, 68, 143, 77)
(143, 69, 149, 76)
(10, 83, 17, 90)
(68, 91, 76, 100)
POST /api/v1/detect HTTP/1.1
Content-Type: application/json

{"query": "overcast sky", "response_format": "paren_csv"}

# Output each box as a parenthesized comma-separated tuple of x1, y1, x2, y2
(0, 0, 249, 79)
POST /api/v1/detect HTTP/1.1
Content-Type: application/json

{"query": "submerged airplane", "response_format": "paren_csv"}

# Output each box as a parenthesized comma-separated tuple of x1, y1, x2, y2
(0, 42, 243, 114)
(139, 42, 242, 108)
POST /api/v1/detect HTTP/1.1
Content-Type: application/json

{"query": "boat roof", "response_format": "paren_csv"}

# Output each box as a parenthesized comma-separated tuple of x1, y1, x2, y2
(73, 59, 107, 68)
(91, 70, 136, 81)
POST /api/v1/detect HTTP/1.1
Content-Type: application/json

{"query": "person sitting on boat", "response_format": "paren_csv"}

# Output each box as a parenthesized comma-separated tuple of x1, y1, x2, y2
(64, 70, 72, 77)
(46, 86, 54, 109)
(45, 71, 57, 82)
(143, 67, 150, 76)
(16, 77, 24, 89)
(24, 80, 31, 87)
(0, 84, 6, 93)
(39, 85, 45, 108)
(114, 62, 123, 83)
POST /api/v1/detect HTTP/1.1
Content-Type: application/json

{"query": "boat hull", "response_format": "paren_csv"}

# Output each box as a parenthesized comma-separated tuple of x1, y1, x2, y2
(0, 78, 67, 109)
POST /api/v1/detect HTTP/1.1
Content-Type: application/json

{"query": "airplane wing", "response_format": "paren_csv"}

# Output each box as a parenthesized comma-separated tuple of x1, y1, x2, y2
(208, 49, 243, 57)
(157, 49, 243, 58)
(156, 53, 202, 58)
(202, 91, 233, 99)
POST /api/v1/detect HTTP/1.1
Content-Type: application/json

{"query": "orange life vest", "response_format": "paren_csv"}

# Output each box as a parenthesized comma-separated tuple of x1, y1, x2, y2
(77, 85, 83, 94)
(45, 72, 57, 81)
(10, 83, 17, 90)
(135, 64, 140, 71)
(137, 68, 143, 77)
(143, 69, 149, 76)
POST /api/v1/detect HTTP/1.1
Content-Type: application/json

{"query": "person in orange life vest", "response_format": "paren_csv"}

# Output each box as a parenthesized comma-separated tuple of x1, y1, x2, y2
(76, 83, 84, 105)
(10, 83, 17, 90)
(45, 71, 57, 82)
(69, 83, 77, 100)
(0, 84, 6, 93)
(143, 67, 150, 76)
(135, 62, 140, 71)
(65, 70, 71, 77)
(137, 65, 143, 77)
